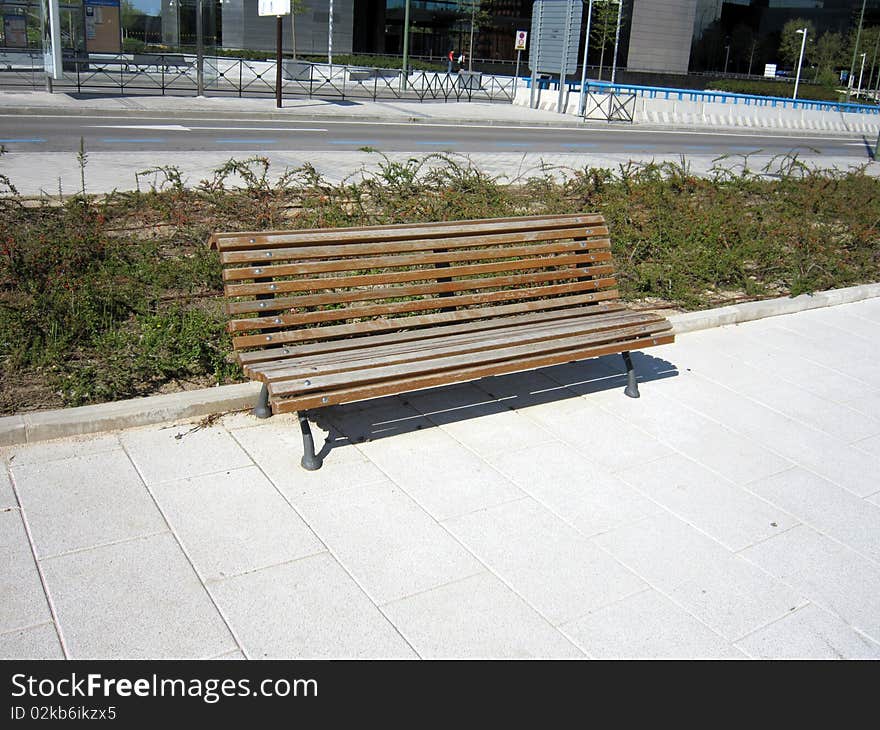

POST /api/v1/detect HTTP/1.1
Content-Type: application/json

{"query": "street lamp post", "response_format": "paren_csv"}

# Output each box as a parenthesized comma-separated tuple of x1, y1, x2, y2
(793, 27, 807, 101)
(848, 0, 867, 102)
(857, 51, 867, 98)
(723, 44, 730, 74)
(401, 0, 410, 90)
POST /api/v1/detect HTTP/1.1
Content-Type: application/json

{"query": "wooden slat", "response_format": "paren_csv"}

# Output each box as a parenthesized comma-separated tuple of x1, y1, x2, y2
(253, 313, 669, 383)
(211, 212, 596, 246)
(222, 243, 612, 282)
(218, 227, 610, 265)
(231, 280, 619, 347)
(236, 299, 626, 365)
(224, 253, 614, 297)
(269, 321, 673, 396)
(245, 307, 642, 373)
(270, 333, 675, 412)
(212, 214, 604, 250)
(226, 265, 616, 322)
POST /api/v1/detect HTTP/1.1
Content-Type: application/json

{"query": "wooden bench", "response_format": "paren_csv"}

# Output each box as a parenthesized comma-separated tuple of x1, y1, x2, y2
(210, 214, 674, 470)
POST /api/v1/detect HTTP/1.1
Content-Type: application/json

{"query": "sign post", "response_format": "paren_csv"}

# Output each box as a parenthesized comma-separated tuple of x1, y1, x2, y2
(41, 0, 63, 89)
(259, 0, 291, 109)
(514, 29, 527, 94)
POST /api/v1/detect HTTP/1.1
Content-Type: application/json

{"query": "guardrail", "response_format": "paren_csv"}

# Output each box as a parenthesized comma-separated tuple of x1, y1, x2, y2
(584, 80, 880, 115)
(0, 52, 515, 103)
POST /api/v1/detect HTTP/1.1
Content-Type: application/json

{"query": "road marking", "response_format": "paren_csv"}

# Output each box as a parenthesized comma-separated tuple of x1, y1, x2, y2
(0, 138, 45, 143)
(560, 142, 599, 148)
(328, 139, 378, 145)
(414, 140, 460, 145)
(85, 124, 326, 133)
(100, 138, 167, 143)
(87, 124, 190, 131)
(215, 138, 278, 144)
(188, 126, 327, 132)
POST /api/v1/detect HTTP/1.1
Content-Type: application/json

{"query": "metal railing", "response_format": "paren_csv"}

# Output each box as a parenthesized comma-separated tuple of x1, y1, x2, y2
(0, 52, 516, 103)
(582, 90, 636, 123)
(584, 80, 880, 115)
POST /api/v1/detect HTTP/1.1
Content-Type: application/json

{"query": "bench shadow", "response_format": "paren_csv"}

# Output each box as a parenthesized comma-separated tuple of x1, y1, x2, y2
(308, 351, 678, 464)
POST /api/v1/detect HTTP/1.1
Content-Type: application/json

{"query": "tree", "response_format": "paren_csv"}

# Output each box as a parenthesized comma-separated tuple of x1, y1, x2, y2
(589, 0, 620, 81)
(812, 31, 844, 84)
(778, 18, 816, 68)
(455, 0, 491, 70)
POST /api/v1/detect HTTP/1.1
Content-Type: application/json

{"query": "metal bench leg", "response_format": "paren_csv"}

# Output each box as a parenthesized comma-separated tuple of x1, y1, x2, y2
(298, 412, 323, 471)
(252, 383, 272, 419)
(622, 351, 640, 399)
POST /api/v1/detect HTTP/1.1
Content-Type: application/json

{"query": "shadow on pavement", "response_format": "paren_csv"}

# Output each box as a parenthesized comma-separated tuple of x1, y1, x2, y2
(308, 351, 678, 465)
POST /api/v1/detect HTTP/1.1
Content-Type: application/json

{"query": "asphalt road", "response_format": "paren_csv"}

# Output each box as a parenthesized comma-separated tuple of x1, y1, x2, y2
(0, 112, 871, 158)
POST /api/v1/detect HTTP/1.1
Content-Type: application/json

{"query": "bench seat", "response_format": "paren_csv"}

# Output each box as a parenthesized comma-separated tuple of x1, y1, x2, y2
(210, 213, 674, 469)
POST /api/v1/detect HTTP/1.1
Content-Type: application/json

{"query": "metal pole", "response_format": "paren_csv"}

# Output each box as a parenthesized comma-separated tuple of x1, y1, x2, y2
(291, 6, 297, 60)
(869, 30, 880, 97)
(275, 14, 282, 108)
(857, 51, 866, 98)
(196, 0, 204, 96)
(724, 44, 730, 74)
(468, 1, 476, 72)
(557, 0, 573, 113)
(793, 27, 807, 101)
(610, 0, 623, 85)
(530, 0, 541, 109)
(401, 0, 410, 90)
(578, 0, 594, 116)
(328, 0, 333, 66)
(847, 0, 867, 102)
(514, 49, 521, 94)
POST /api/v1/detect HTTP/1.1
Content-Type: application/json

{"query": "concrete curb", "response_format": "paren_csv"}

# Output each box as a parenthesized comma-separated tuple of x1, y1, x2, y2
(667, 282, 880, 334)
(1, 282, 878, 447)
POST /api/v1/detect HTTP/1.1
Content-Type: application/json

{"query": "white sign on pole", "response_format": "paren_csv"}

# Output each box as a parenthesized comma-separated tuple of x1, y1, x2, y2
(41, 0, 63, 80)
(515, 30, 528, 51)
(764, 63, 777, 78)
(258, 0, 290, 16)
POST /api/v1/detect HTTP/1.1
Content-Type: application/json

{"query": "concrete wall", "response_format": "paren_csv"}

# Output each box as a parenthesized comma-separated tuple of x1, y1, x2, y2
(626, 0, 697, 75)
(222, 0, 354, 56)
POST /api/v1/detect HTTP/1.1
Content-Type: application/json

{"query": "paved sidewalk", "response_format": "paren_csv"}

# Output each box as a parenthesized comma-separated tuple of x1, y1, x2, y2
(2, 298, 880, 659)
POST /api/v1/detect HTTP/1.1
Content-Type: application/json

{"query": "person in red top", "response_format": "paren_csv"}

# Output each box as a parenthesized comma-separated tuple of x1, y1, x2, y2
(447, 50, 454, 74)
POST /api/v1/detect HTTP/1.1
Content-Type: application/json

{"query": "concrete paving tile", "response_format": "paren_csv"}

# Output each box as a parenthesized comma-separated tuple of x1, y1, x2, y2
(561, 589, 745, 659)
(12, 450, 166, 559)
(435, 407, 557, 459)
(846, 391, 880, 420)
(120, 424, 253, 485)
(662, 373, 880, 497)
(524, 399, 673, 473)
(150, 466, 324, 582)
(7, 434, 120, 467)
(324, 397, 433, 445)
(0, 510, 51, 633)
(747, 467, 880, 564)
(382, 572, 584, 658)
(741, 525, 880, 643)
(735, 604, 880, 659)
(593, 512, 804, 639)
(0, 467, 14, 509)
(608, 390, 794, 485)
(209, 553, 415, 659)
(617, 454, 797, 551)
(477, 369, 581, 406)
(296, 480, 483, 604)
(41, 533, 235, 659)
(745, 381, 880, 443)
(0, 623, 63, 659)
(230, 419, 386, 504)
(443, 499, 646, 625)
(356, 427, 524, 521)
(853, 433, 880, 458)
(483, 442, 662, 538)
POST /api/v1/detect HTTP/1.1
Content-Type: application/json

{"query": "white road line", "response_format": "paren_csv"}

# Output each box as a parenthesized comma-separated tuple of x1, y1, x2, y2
(83, 124, 327, 132)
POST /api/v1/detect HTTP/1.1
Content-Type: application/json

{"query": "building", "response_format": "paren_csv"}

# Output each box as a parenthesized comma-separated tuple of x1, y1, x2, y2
(154, 0, 879, 76)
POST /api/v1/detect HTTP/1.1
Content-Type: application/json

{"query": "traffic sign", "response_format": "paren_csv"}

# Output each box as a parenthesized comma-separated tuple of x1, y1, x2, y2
(515, 30, 528, 51)
(764, 63, 777, 78)
(258, 0, 289, 16)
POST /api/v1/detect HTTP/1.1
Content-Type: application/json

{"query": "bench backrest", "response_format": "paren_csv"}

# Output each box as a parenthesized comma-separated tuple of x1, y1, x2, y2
(210, 214, 619, 366)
